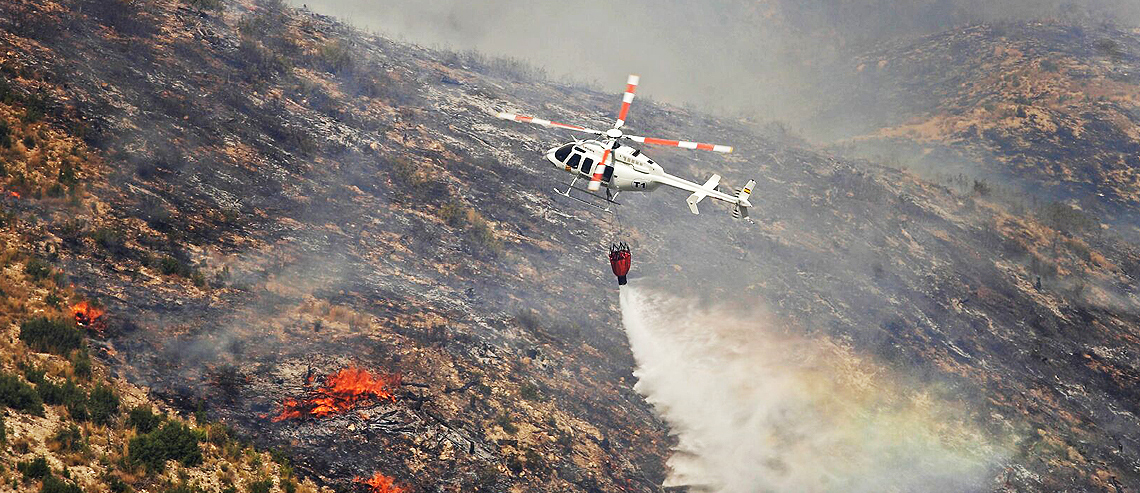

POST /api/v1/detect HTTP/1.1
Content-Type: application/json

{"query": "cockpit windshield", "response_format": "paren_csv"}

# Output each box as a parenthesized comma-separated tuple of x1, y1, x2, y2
(554, 144, 573, 163)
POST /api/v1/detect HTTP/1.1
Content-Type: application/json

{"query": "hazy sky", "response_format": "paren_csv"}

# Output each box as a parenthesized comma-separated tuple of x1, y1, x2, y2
(287, 0, 1140, 126)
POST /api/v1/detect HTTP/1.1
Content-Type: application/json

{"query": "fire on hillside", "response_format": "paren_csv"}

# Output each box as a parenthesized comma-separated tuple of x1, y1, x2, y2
(272, 366, 401, 422)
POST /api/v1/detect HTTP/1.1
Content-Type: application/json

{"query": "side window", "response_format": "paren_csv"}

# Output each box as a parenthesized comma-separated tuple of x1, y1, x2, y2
(554, 145, 572, 163)
(580, 157, 594, 174)
(567, 153, 581, 169)
(602, 163, 615, 182)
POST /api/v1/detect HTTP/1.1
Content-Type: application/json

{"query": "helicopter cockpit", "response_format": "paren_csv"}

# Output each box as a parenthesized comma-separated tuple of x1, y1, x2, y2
(548, 143, 598, 177)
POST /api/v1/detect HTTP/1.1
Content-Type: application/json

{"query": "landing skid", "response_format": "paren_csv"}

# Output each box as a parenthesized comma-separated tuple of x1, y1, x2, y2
(553, 178, 621, 212)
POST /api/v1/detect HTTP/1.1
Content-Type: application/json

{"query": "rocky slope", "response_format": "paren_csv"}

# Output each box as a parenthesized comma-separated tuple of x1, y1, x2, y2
(0, 0, 1138, 491)
(815, 22, 1140, 239)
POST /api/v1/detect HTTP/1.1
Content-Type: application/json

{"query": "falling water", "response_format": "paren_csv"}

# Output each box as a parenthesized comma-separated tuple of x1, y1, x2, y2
(618, 286, 1008, 493)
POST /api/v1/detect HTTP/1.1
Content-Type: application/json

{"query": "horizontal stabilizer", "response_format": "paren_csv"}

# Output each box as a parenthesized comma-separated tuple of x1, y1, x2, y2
(684, 174, 721, 215)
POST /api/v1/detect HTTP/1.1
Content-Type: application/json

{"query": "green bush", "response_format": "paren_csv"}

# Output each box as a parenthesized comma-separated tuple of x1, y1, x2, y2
(37, 378, 87, 422)
(466, 214, 502, 257)
(105, 475, 132, 493)
(92, 228, 129, 257)
(0, 372, 44, 415)
(128, 422, 202, 473)
(71, 351, 92, 380)
(20, 317, 84, 355)
(247, 478, 272, 493)
(315, 40, 354, 74)
(519, 382, 541, 401)
(51, 424, 84, 453)
(58, 164, 77, 186)
(437, 200, 466, 227)
(41, 475, 82, 493)
(87, 384, 119, 426)
(495, 411, 517, 435)
(18, 457, 50, 480)
(127, 406, 163, 434)
(182, 0, 222, 12)
(0, 119, 10, 148)
(20, 362, 46, 385)
(0, 413, 6, 444)
(23, 135, 35, 149)
(24, 258, 54, 282)
(159, 257, 204, 286)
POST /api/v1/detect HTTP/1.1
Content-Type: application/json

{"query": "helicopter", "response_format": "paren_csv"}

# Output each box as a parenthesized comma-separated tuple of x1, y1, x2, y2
(497, 75, 754, 218)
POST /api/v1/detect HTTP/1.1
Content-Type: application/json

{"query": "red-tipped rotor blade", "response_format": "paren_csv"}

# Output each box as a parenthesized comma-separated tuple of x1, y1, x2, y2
(588, 148, 611, 191)
(614, 74, 639, 129)
(626, 135, 733, 153)
(497, 112, 603, 135)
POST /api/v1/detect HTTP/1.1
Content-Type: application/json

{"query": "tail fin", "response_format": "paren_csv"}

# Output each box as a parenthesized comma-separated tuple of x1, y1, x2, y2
(731, 179, 754, 219)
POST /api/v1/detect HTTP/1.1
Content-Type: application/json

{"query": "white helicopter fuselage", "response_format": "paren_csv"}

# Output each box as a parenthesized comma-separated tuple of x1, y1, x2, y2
(543, 140, 751, 215)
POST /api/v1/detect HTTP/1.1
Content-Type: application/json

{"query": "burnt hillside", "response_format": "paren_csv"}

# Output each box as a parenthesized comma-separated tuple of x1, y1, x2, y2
(815, 23, 1140, 239)
(0, 0, 1138, 491)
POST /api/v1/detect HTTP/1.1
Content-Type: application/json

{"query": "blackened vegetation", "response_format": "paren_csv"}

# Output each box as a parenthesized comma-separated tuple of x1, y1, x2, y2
(3, 0, 1140, 491)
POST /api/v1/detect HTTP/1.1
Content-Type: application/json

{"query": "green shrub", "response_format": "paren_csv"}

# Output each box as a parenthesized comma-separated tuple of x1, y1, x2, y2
(437, 200, 466, 227)
(495, 411, 517, 435)
(51, 424, 84, 453)
(519, 382, 541, 401)
(22, 91, 50, 123)
(0, 413, 6, 445)
(1040, 202, 1096, 235)
(41, 475, 82, 493)
(24, 258, 54, 282)
(164, 483, 203, 493)
(247, 478, 272, 493)
(92, 228, 129, 257)
(159, 257, 202, 285)
(71, 351, 92, 380)
(316, 40, 353, 74)
(105, 475, 132, 493)
(23, 135, 35, 149)
(58, 164, 77, 186)
(182, 0, 222, 12)
(45, 293, 62, 307)
(0, 119, 10, 148)
(127, 406, 162, 434)
(128, 422, 202, 473)
(37, 378, 87, 422)
(19, 362, 46, 385)
(18, 457, 50, 480)
(87, 384, 119, 426)
(0, 372, 44, 415)
(466, 214, 502, 257)
(20, 317, 83, 355)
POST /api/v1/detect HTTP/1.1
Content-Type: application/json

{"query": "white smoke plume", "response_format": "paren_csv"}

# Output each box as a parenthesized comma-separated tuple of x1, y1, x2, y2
(619, 286, 1010, 493)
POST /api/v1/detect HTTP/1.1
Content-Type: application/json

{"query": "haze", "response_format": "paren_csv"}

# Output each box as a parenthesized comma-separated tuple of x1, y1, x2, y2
(289, 0, 1140, 129)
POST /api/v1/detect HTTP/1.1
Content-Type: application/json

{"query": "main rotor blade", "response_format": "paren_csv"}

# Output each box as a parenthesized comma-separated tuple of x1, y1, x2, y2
(626, 135, 733, 153)
(614, 74, 639, 129)
(587, 147, 612, 191)
(497, 112, 604, 135)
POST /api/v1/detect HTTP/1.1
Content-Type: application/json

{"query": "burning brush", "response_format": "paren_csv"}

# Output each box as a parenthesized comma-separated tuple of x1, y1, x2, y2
(272, 366, 401, 422)
(354, 472, 405, 493)
(71, 301, 107, 336)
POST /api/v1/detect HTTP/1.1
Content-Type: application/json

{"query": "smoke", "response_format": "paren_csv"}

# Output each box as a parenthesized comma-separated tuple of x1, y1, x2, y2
(288, 0, 1140, 127)
(619, 286, 1009, 492)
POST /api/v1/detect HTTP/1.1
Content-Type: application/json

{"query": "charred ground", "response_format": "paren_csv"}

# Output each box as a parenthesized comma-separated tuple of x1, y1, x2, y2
(0, 0, 1138, 492)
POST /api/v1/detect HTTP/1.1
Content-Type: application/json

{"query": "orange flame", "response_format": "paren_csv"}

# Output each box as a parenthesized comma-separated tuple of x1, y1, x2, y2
(71, 301, 107, 335)
(273, 366, 401, 422)
(8, 191, 19, 198)
(354, 473, 405, 493)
